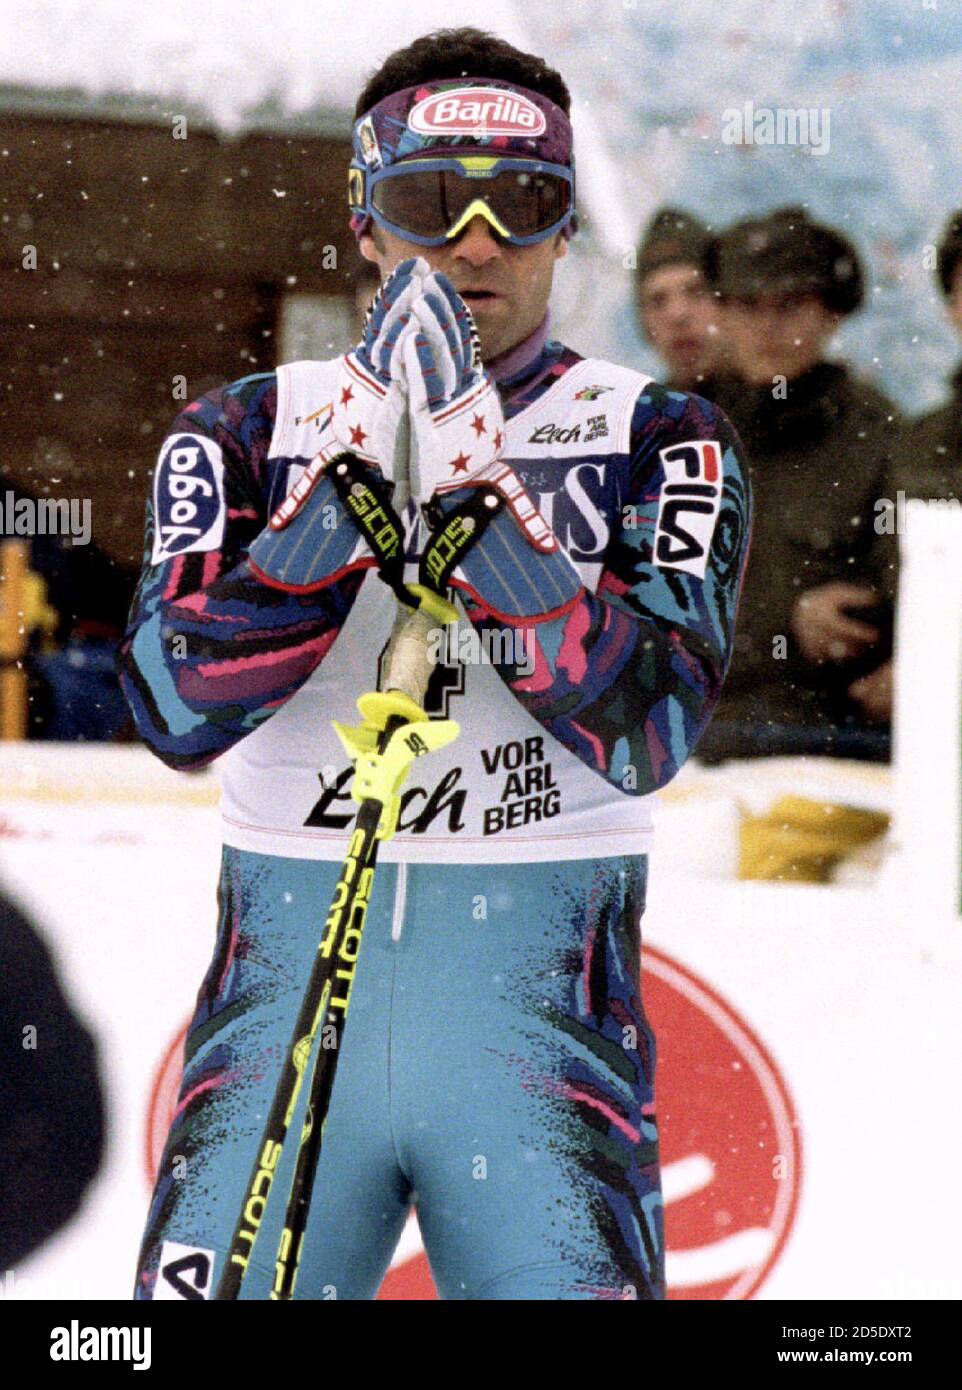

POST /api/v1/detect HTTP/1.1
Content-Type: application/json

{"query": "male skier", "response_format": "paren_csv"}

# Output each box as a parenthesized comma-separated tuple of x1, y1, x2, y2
(122, 28, 750, 1301)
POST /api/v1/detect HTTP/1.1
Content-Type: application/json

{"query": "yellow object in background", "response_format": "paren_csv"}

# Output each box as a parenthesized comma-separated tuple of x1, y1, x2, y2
(0, 540, 29, 740)
(0, 543, 61, 740)
(739, 795, 890, 882)
(22, 570, 59, 645)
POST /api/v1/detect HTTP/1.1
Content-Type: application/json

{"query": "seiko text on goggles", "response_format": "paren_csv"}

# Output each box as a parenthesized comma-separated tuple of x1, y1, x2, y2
(349, 155, 576, 248)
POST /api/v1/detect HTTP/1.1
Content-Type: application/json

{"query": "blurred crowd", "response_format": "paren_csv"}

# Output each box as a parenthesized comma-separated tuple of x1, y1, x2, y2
(8, 204, 962, 761)
(0, 495, 133, 741)
(635, 203, 962, 763)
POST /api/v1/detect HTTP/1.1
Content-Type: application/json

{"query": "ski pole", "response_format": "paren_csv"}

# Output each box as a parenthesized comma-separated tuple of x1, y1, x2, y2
(214, 585, 459, 1301)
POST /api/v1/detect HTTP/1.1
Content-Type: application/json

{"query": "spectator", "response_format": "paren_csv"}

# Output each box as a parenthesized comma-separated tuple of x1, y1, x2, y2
(698, 207, 900, 759)
(634, 207, 724, 392)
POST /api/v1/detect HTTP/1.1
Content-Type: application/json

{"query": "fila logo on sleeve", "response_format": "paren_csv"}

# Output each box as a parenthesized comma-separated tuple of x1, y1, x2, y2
(653, 440, 723, 579)
(151, 434, 226, 564)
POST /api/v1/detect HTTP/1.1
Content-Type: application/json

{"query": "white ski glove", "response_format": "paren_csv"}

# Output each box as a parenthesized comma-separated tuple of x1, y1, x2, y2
(404, 269, 555, 551)
(330, 256, 428, 483)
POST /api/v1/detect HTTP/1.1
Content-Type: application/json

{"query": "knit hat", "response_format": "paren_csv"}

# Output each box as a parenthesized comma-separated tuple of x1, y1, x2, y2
(636, 207, 714, 279)
(710, 206, 864, 315)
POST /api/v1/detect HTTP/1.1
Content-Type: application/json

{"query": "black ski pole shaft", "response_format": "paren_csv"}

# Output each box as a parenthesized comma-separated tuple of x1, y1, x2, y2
(214, 594, 454, 1300)
(213, 773, 389, 1302)
(270, 600, 448, 1298)
(270, 715, 404, 1300)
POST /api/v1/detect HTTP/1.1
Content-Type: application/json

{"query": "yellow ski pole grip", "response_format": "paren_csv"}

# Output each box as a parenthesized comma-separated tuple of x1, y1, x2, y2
(331, 585, 461, 839)
(376, 587, 458, 707)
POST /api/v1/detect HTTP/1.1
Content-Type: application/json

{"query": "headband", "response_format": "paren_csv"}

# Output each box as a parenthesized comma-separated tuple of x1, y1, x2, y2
(348, 76, 576, 241)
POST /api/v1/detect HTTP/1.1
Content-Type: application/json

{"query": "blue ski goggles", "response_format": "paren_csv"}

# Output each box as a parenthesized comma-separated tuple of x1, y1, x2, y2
(349, 154, 576, 247)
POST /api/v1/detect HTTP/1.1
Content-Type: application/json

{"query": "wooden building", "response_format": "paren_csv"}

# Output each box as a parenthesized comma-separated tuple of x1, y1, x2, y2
(0, 86, 365, 574)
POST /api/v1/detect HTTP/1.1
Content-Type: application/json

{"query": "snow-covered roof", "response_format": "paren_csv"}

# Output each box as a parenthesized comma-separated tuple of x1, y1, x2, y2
(0, 0, 636, 254)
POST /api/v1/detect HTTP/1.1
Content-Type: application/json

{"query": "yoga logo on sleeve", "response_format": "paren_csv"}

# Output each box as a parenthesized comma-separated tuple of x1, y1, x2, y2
(151, 433, 226, 564)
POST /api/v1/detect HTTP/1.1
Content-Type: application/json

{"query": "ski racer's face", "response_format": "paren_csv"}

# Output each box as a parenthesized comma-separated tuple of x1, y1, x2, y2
(360, 216, 567, 361)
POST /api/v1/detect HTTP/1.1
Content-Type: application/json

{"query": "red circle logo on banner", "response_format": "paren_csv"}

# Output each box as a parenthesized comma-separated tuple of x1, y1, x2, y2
(147, 944, 801, 1300)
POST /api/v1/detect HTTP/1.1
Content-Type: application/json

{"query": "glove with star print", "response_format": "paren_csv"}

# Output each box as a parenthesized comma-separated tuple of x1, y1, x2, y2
(404, 269, 555, 553)
(329, 256, 425, 482)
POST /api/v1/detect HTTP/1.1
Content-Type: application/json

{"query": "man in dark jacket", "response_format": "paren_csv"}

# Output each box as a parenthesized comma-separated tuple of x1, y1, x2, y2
(698, 207, 900, 759)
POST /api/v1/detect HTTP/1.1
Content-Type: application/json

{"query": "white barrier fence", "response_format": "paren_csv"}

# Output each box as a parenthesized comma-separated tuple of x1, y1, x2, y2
(885, 500, 962, 919)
